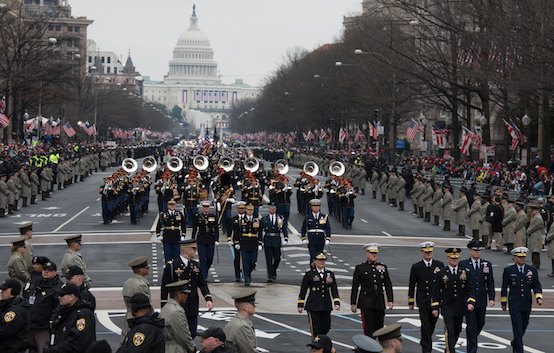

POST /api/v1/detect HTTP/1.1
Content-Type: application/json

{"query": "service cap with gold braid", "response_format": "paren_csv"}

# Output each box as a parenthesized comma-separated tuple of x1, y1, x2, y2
(418, 241, 435, 252)
(363, 243, 380, 253)
(511, 246, 529, 257)
(445, 247, 462, 259)
(314, 252, 327, 260)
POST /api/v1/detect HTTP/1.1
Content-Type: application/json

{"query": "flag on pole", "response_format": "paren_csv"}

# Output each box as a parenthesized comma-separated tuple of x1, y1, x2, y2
(63, 122, 76, 137)
(369, 122, 379, 139)
(431, 126, 447, 149)
(471, 129, 482, 150)
(339, 127, 350, 143)
(461, 127, 473, 156)
(0, 95, 9, 128)
(354, 128, 365, 142)
(406, 118, 423, 141)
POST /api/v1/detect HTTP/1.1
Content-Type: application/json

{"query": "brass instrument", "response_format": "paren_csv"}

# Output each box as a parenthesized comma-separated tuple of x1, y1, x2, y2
(329, 161, 345, 177)
(275, 159, 289, 175)
(167, 157, 183, 172)
(303, 161, 319, 177)
(122, 158, 138, 173)
(218, 156, 234, 172)
(244, 157, 259, 173)
(193, 155, 209, 171)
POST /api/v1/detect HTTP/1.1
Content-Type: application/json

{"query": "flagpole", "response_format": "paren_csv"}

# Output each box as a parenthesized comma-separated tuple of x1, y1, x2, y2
(93, 91, 98, 144)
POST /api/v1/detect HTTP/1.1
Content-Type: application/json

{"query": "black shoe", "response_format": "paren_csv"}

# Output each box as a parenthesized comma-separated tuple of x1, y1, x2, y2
(235, 278, 241, 282)
(245, 282, 251, 287)
(267, 278, 273, 283)
(548, 273, 554, 277)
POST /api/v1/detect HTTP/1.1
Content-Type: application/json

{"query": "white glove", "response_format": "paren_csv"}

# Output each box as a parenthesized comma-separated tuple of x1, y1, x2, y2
(302, 239, 308, 244)
(325, 240, 330, 245)
(283, 240, 288, 245)
(258, 245, 262, 251)
(156, 234, 163, 241)
(227, 198, 236, 204)
(216, 203, 221, 211)
(215, 241, 219, 246)
(235, 244, 240, 250)
(180, 236, 185, 241)
(227, 241, 232, 246)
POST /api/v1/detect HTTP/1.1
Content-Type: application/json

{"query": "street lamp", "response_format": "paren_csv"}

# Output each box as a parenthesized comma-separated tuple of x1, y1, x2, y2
(522, 113, 531, 165)
(48, 37, 57, 45)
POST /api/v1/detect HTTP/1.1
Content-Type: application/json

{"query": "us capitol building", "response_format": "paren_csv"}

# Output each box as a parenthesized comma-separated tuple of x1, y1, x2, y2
(143, 5, 259, 134)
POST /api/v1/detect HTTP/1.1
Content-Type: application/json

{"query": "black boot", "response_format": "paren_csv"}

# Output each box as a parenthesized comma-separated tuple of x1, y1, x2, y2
(372, 191, 376, 199)
(458, 225, 466, 237)
(434, 215, 440, 226)
(361, 188, 365, 195)
(549, 260, 554, 277)
(22, 197, 28, 207)
(443, 220, 451, 231)
(424, 212, 430, 222)
(418, 207, 424, 218)
(472, 229, 479, 240)
(399, 202, 404, 211)
(58, 183, 63, 190)
(42, 192, 47, 201)
(31, 195, 36, 204)
(532, 252, 540, 269)
(381, 194, 386, 202)
(0, 208, 4, 217)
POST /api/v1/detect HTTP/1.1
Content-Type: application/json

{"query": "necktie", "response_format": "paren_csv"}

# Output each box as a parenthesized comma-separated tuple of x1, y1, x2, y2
(271, 215, 275, 225)
(452, 268, 457, 276)
(520, 266, 524, 274)
(427, 262, 431, 268)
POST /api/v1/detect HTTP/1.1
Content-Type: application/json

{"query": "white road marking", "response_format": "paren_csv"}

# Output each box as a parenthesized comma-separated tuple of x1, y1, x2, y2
(96, 197, 101, 201)
(287, 223, 301, 235)
(52, 206, 90, 232)
(150, 213, 159, 234)
(360, 218, 368, 223)
(381, 231, 393, 237)
(96, 310, 122, 335)
(286, 253, 309, 258)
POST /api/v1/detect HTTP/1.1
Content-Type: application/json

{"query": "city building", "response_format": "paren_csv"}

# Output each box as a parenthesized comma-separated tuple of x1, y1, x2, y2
(143, 5, 259, 134)
(86, 40, 124, 75)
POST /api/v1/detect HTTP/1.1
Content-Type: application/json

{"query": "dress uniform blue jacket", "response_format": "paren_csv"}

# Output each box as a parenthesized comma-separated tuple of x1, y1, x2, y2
(408, 260, 444, 308)
(234, 216, 263, 252)
(298, 268, 340, 311)
(501, 264, 543, 311)
(191, 212, 219, 245)
(431, 266, 476, 315)
(301, 213, 331, 244)
(260, 214, 288, 247)
(351, 261, 394, 309)
(156, 210, 186, 244)
(460, 258, 495, 308)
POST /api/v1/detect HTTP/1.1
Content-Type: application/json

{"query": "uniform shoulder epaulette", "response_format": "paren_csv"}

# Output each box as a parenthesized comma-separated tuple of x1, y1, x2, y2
(305, 268, 312, 273)
(167, 260, 174, 265)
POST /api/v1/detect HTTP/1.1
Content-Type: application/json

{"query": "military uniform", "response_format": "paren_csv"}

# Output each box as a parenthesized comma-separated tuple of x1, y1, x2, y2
(60, 235, 91, 287)
(234, 209, 262, 286)
(408, 242, 444, 353)
(501, 247, 543, 353)
(452, 191, 468, 236)
(460, 241, 495, 353)
(441, 187, 453, 230)
(0, 280, 30, 353)
(300, 200, 331, 260)
(228, 205, 246, 281)
(351, 244, 394, 338)
(514, 203, 527, 248)
(191, 204, 219, 281)
(298, 254, 340, 337)
(160, 281, 195, 353)
(224, 289, 257, 353)
(526, 202, 545, 268)
(431, 248, 476, 353)
(157, 202, 187, 262)
(181, 183, 200, 227)
(260, 210, 288, 282)
(121, 257, 151, 338)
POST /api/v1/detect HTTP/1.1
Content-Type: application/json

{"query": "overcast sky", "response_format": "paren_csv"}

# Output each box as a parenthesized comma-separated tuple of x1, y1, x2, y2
(71, 0, 363, 86)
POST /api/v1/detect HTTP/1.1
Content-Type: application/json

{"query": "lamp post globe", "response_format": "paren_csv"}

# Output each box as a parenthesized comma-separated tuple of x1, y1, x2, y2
(522, 114, 531, 127)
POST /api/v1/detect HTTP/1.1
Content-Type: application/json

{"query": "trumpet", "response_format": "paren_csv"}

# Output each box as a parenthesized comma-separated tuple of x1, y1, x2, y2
(275, 159, 289, 175)
(303, 161, 319, 177)
(218, 156, 234, 172)
(193, 155, 209, 171)
(167, 157, 184, 172)
(122, 158, 138, 173)
(329, 161, 345, 177)
(244, 157, 259, 173)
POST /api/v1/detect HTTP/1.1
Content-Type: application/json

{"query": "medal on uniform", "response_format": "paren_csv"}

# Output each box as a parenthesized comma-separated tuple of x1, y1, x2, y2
(208, 217, 215, 222)
(443, 275, 449, 283)
(526, 271, 533, 278)
(460, 270, 467, 280)
(376, 265, 384, 272)
(313, 275, 320, 281)
(434, 267, 441, 274)
(325, 273, 333, 284)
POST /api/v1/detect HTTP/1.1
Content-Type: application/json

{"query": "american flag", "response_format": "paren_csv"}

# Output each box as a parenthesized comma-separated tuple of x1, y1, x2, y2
(406, 118, 423, 141)
(461, 127, 473, 156)
(43, 121, 53, 135)
(24, 117, 36, 132)
(471, 129, 482, 150)
(319, 128, 327, 141)
(354, 128, 365, 142)
(63, 122, 76, 137)
(0, 95, 8, 128)
(503, 119, 523, 151)
(339, 127, 350, 143)
(369, 122, 379, 139)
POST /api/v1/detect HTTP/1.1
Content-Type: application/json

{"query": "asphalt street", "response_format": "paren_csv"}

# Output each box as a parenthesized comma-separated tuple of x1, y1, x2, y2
(0, 159, 553, 352)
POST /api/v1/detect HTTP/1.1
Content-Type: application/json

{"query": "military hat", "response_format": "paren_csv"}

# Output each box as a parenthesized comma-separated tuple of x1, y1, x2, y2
(314, 252, 327, 260)
(445, 247, 462, 259)
(231, 288, 257, 303)
(0, 278, 21, 296)
(245, 204, 254, 210)
(236, 201, 247, 209)
(165, 280, 191, 293)
(528, 200, 541, 209)
(11, 237, 26, 248)
(18, 221, 33, 233)
(198, 327, 226, 342)
(130, 292, 151, 311)
(309, 199, 321, 206)
(363, 243, 380, 253)
(515, 200, 525, 208)
(267, 202, 277, 208)
(352, 334, 383, 353)
(460, 187, 468, 194)
(201, 200, 211, 207)
(418, 241, 435, 252)
(128, 256, 149, 268)
(59, 283, 81, 298)
(511, 246, 529, 257)
(373, 323, 402, 342)
(65, 265, 84, 278)
(167, 199, 177, 205)
(43, 261, 57, 271)
(467, 240, 485, 250)
(64, 234, 82, 244)
(307, 335, 333, 353)
(32, 256, 51, 266)
(179, 239, 197, 248)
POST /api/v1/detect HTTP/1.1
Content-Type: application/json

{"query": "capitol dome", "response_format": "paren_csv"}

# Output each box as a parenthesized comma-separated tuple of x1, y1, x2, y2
(165, 4, 220, 84)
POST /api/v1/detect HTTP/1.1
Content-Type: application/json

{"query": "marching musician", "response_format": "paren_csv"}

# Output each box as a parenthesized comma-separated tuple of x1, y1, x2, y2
(156, 199, 187, 262)
(260, 202, 288, 282)
(214, 172, 235, 235)
(181, 173, 200, 227)
(270, 175, 292, 227)
(241, 177, 263, 218)
(338, 184, 356, 230)
(234, 204, 263, 286)
(99, 176, 113, 224)
(301, 199, 331, 261)
(192, 201, 220, 282)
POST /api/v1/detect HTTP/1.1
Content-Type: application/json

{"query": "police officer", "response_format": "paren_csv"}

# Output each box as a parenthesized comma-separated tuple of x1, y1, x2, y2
(297, 252, 340, 337)
(260, 202, 288, 282)
(501, 247, 543, 353)
(161, 240, 213, 338)
(351, 243, 394, 338)
(64, 266, 96, 311)
(0, 279, 29, 353)
(117, 293, 165, 353)
(352, 334, 383, 353)
(234, 204, 263, 286)
(372, 324, 403, 353)
(60, 235, 91, 287)
(157, 199, 187, 262)
(431, 248, 476, 353)
(301, 199, 331, 261)
(192, 200, 219, 282)
(160, 280, 195, 353)
(408, 242, 444, 353)
(44, 284, 96, 353)
(121, 256, 151, 339)
(228, 202, 247, 282)
(460, 240, 495, 353)
(224, 288, 258, 353)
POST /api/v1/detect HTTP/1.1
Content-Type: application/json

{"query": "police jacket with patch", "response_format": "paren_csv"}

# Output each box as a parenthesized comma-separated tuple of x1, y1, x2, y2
(500, 264, 543, 312)
(117, 312, 165, 353)
(29, 275, 64, 330)
(300, 213, 331, 244)
(0, 297, 30, 353)
(408, 260, 445, 308)
(298, 268, 340, 312)
(46, 300, 95, 353)
(192, 212, 219, 245)
(459, 258, 495, 308)
(351, 261, 394, 310)
(431, 266, 476, 316)
(157, 211, 186, 244)
(161, 257, 212, 316)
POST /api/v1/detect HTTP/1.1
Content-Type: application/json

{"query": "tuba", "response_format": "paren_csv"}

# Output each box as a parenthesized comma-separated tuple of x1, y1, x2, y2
(275, 159, 289, 175)
(218, 156, 234, 172)
(167, 157, 183, 172)
(122, 158, 138, 173)
(244, 157, 259, 173)
(303, 161, 319, 177)
(329, 161, 345, 177)
(193, 155, 209, 171)
(142, 157, 158, 173)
